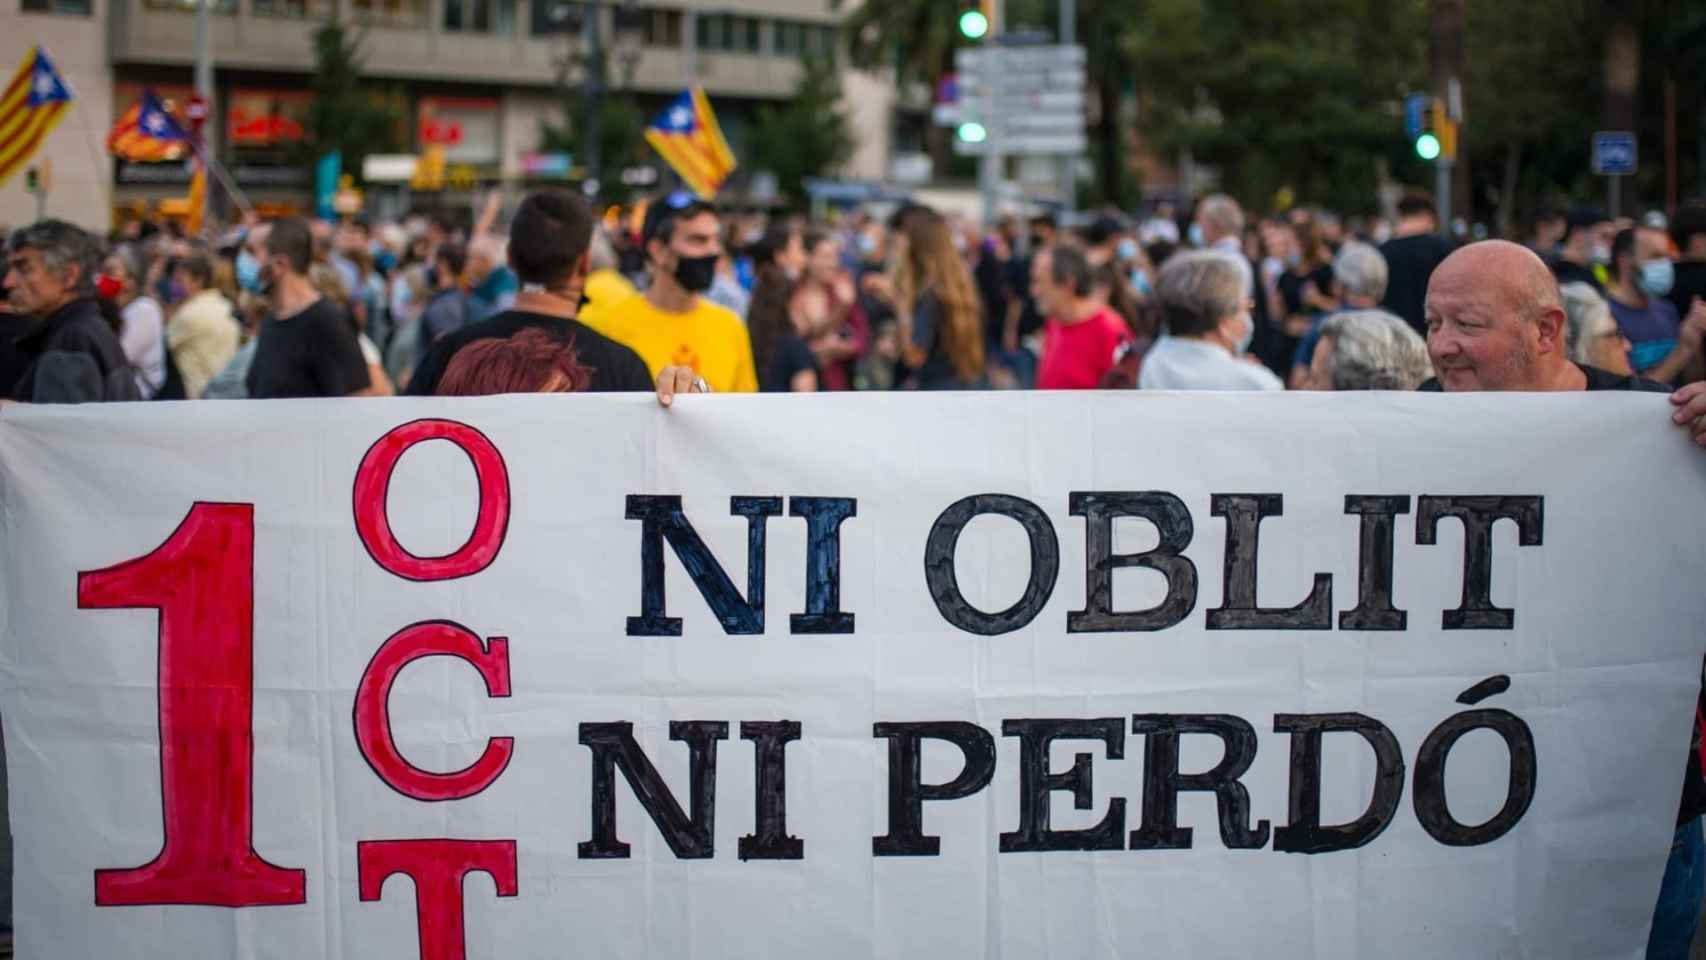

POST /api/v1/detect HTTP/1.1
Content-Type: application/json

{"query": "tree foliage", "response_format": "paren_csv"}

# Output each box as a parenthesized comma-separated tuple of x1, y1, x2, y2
(1128, 0, 1428, 213)
(538, 96, 649, 201)
(300, 21, 404, 185)
(750, 56, 856, 207)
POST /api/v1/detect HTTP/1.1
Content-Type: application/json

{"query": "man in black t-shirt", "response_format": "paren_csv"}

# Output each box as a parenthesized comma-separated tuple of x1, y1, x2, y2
(1420, 238, 1705, 954)
(246, 218, 372, 399)
(1377, 189, 1455, 335)
(407, 190, 653, 396)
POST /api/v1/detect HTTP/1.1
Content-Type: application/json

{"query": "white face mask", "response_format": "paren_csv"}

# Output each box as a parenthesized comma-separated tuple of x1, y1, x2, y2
(1232, 311, 1254, 355)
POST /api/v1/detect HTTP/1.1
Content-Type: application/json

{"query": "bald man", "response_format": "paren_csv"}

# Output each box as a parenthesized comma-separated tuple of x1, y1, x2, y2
(1425, 240, 1706, 957)
(1420, 240, 1669, 392)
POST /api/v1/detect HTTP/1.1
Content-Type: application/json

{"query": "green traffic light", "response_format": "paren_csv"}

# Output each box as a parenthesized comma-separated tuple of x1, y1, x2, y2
(1415, 133, 1441, 161)
(958, 8, 988, 39)
(957, 121, 988, 144)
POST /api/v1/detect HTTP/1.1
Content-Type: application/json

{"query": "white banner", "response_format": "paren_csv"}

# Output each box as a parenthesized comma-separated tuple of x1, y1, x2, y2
(0, 393, 1702, 959)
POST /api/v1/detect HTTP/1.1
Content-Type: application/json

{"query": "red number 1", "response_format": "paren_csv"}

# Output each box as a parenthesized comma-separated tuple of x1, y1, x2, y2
(79, 502, 306, 907)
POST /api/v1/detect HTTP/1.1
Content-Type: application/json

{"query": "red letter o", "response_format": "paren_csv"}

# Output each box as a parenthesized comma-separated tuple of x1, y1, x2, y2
(353, 419, 509, 581)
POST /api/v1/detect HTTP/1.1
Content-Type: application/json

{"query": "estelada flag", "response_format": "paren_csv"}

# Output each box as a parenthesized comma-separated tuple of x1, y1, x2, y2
(644, 88, 737, 200)
(107, 90, 190, 163)
(0, 46, 75, 187)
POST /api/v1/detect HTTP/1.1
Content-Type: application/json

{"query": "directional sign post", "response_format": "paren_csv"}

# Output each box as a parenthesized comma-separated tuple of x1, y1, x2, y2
(949, 44, 1087, 157)
(1593, 131, 1637, 219)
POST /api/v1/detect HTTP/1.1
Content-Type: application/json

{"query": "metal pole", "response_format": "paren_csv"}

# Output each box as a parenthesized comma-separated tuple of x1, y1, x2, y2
(1608, 175, 1621, 220)
(979, 0, 1004, 227)
(581, 1, 604, 200)
(1435, 158, 1451, 235)
(194, 0, 215, 218)
(682, 9, 697, 86)
(1057, 0, 1075, 216)
(35, 188, 45, 221)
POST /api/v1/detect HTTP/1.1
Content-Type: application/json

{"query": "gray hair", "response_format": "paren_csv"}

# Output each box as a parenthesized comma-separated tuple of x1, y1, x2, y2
(1559, 281, 1614, 365)
(1045, 241, 1094, 296)
(1332, 241, 1388, 302)
(7, 219, 102, 297)
(1316, 309, 1432, 390)
(1198, 194, 1245, 239)
(1155, 250, 1248, 337)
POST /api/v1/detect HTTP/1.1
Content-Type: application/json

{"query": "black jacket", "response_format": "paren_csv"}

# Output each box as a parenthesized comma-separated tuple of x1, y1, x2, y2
(6, 298, 140, 403)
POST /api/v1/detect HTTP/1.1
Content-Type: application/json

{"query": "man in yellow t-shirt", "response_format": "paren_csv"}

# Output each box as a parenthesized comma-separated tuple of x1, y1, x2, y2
(582, 191, 758, 393)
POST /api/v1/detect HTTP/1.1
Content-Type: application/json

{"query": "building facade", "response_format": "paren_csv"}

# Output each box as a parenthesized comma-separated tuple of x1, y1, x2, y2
(4, 0, 894, 231)
(1, 0, 114, 231)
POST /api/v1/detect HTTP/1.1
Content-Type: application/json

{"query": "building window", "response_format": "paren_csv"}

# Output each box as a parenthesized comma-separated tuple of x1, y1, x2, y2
(773, 20, 836, 57)
(445, 0, 515, 33)
(252, 0, 332, 19)
(697, 12, 758, 53)
(353, 0, 425, 26)
(641, 7, 680, 47)
(142, 0, 237, 12)
(21, 0, 92, 13)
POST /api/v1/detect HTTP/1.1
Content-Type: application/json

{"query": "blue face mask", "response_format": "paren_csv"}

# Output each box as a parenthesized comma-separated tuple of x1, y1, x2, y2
(1638, 259, 1675, 297)
(1116, 238, 1139, 261)
(1188, 223, 1205, 247)
(236, 250, 262, 292)
(1130, 268, 1152, 297)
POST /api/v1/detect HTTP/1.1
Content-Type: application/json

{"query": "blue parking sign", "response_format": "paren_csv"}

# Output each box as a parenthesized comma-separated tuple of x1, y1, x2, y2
(1592, 132, 1637, 176)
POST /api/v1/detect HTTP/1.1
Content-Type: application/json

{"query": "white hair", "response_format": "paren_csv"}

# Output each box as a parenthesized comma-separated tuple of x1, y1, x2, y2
(1332, 241, 1388, 302)
(1559, 281, 1614, 365)
(1316, 309, 1432, 390)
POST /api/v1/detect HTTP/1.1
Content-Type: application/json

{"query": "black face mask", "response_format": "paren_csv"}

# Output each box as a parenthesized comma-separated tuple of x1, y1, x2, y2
(672, 253, 719, 293)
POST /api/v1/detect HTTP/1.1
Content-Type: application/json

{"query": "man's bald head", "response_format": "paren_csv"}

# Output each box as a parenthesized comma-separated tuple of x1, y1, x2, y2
(1429, 240, 1561, 318)
(1424, 240, 1574, 391)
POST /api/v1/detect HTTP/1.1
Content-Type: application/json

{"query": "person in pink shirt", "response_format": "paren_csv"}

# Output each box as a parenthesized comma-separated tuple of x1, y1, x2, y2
(1031, 241, 1137, 389)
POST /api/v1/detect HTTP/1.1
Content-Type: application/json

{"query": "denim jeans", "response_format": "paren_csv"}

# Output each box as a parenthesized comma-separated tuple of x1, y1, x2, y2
(1648, 816, 1705, 959)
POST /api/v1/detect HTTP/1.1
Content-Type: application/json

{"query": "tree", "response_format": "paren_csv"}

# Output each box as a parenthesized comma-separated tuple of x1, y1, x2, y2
(1127, 0, 1429, 214)
(538, 97, 649, 201)
(750, 56, 855, 207)
(300, 20, 404, 187)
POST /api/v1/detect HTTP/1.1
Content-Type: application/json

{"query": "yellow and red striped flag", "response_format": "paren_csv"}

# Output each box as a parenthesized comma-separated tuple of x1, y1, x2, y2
(644, 88, 737, 200)
(0, 46, 75, 188)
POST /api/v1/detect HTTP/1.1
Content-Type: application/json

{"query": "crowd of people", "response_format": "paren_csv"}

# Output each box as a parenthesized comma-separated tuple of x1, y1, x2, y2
(7, 184, 1706, 955)
(6, 186, 1706, 409)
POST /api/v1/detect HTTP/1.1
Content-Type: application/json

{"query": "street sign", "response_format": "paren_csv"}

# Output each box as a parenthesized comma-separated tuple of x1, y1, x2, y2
(955, 44, 1085, 72)
(1592, 131, 1637, 176)
(948, 43, 1086, 157)
(955, 133, 1086, 157)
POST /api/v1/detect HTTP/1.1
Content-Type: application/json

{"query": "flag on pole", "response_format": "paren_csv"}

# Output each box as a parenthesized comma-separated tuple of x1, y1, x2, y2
(107, 90, 190, 162)
(186, 162, 207, 234)
(644, 88, 737, 200)
(0, 46, 75, 188)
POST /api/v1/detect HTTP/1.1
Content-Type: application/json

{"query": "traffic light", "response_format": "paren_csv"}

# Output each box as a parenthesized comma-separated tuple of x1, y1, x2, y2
(956, 121, 988, 144)
(958, 0, 989, 39)
(1405, 93, 1456, 163)
(24, 166, 38, 194)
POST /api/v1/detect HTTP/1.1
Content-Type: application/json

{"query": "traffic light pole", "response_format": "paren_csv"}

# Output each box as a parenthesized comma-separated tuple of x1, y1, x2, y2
(978, 0, 1003, 226)
(1056, 0, 1074, 216)
(1436, 158, 1451, 236)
